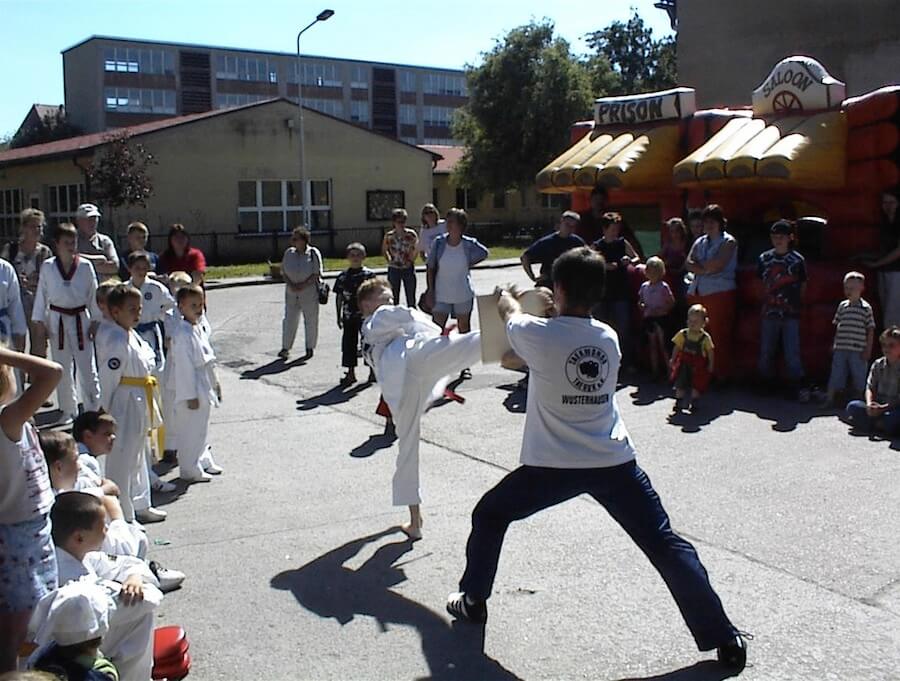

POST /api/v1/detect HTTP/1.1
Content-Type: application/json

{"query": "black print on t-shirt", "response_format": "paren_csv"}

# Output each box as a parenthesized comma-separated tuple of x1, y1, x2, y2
(565, 346, 609, 393)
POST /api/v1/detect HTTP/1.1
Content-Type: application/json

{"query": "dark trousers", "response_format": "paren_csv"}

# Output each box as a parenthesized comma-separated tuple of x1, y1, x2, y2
(459, 461, 737, 651)
(388, 266, 417, 307)
(341, 316, 363, 368)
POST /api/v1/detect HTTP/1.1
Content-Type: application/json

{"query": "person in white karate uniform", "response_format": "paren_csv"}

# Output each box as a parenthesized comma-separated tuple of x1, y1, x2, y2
(48, 491, 162, 681)
(169, 285, 222, 482)
(31, 223, 101, 422)
(0, 258, 27, 352)
(358, 277, 482, 539)
(159, 271, 192, 463)
(95, 285, 164, 525)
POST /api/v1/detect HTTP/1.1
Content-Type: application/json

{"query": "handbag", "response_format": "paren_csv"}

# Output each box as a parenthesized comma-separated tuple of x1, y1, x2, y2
(317, 281, 330, 305)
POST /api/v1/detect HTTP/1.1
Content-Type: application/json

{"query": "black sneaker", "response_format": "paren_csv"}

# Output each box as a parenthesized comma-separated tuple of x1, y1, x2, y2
(717, 632, 751, 674)
(446, 591, 487, 624)
(384, 421, 397, 440)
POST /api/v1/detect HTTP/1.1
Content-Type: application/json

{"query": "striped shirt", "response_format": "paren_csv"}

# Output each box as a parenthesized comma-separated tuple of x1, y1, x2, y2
(867, 357, 900, 405)
(833, 298, 875, 352)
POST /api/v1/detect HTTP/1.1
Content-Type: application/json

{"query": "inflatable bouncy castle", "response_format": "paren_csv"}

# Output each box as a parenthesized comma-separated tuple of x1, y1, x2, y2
(536, 56, 899, 379)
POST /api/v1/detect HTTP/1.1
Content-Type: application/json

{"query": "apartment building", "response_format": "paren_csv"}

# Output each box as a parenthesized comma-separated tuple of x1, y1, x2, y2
(62, 36, 468, 145)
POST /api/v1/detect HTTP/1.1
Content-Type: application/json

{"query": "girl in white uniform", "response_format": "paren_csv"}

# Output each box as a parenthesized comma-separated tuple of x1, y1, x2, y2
(94, 285, 161, 524)
(31, 223, 101, 420)
(169, 285, 222, 481)
(358, 278, 481, 539)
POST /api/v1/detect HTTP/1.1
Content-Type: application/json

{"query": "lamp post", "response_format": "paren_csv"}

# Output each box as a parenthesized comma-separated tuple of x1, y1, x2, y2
(296, 9, 335, 229)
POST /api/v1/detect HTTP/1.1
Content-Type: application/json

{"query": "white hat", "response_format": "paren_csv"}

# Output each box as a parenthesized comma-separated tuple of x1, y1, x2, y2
(75, 203, 101, 218)
(29, 578, 111, 647)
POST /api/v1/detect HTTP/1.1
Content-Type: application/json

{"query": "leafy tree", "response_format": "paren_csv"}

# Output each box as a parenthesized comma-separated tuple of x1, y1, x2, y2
(452, 20, 592, 193)
(87, 131, 156, 233)
(584, 11, 677, 96)
(10, 107, 82, 149)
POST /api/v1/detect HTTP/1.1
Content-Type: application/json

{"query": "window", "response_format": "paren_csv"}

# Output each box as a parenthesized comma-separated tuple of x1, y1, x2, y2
(455, 187, 472, 210)
(290, 61, 342, 87)
(540, 192, 566, 209)
(237, 179, 332, 233)
(399, 104, 417, 125)
(216, 55, 277, 83)
(350, 100, 369, 123)
(215, 93, 264, 109)
(398, 70, 417, 93)
(104, 87, 176, 114)
(350, 65, 369, 89)
(0, 188, 24, 236)
(47, 184, 85, 222)
(423, 73, 467, 96)
(305, 98, 344, 117)
(423, 137, 457, 145)
(492, 192, 506, 209)
(104, 47, 174, 75)
(423, 106, 454, 127)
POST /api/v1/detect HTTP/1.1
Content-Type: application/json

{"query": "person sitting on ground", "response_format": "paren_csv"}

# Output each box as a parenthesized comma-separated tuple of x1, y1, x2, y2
(72, 412, 120, 497)
(670, 304, 715, 413)
(826, 271, 875, 407)
(445, 247, 748, 675)
(520, 211, 585, 289)
(334, 243, 376, 387)
(844, 326, 900, 436)
(638, 256, 675, 380)
(50, 492, 163, 681)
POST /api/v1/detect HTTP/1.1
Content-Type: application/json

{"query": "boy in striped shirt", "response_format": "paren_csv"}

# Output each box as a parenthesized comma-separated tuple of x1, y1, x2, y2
(826, 271, 875, 405)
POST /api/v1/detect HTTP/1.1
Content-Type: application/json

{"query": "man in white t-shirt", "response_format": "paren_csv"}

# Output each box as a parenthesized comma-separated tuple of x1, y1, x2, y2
(446, 247, 749, 675)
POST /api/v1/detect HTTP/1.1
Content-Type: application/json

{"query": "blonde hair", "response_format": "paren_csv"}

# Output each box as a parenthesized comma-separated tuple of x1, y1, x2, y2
(645, 256, 666, 277)
(687, 303, 708, 320)
(96, 278, 122, 306)
(127, 221, 149, 237)
(391, 208, 408, 221)
(421, 203, 440, 220)
(844, 271, 865, 284)
(168, 271, 192, 290)
(20, 208, 45, 229)
(357, 276, 391, 308)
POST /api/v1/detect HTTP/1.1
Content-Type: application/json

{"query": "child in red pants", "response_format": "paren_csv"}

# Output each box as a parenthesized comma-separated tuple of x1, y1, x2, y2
(670, 304, 714, 413)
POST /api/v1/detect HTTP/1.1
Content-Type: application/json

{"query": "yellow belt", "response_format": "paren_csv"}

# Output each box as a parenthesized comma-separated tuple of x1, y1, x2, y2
(119, 375, 163, 457)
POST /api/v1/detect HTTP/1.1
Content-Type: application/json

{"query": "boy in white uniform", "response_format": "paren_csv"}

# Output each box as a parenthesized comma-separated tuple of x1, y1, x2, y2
(32, 222, 101, 422)
(0, 258, 27, 351)
(446, 248, 749, 675)
(160, 271, 192, 463)
(169, 285, 222, 482)
(358, 277, 482, 539)
(50, 491, 162, 681)
(95, 285, 164, 524)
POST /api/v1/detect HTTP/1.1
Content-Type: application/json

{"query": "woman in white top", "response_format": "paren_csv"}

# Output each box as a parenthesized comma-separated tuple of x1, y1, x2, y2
(278, 226, 323, 361)
(417, 203, 447, 264)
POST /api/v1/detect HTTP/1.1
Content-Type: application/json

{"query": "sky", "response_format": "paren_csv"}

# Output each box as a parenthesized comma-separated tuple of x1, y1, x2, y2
(0, 0, 673, 137)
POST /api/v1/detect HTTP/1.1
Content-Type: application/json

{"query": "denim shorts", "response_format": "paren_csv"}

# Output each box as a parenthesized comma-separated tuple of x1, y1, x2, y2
(0, 514, 57, 612)
(433, 298, 474, 316)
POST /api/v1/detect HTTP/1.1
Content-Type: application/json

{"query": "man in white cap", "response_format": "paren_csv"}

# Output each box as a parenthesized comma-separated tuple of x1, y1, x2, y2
(75, 204, 120, 282)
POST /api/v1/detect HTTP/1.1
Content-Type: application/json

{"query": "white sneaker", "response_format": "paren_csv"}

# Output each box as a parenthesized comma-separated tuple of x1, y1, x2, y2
(204, 463, 224, 475)
(152, 478, 177, 493)
(181, 471, 213, 483)
(149, 561, 185, 593)
(135, 507, 167, 523)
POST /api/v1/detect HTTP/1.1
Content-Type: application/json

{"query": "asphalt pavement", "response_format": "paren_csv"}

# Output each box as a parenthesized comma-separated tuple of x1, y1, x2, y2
(142, 266, 900, 680)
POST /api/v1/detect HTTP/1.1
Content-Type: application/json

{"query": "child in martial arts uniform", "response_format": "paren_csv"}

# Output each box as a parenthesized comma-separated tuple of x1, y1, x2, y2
(446, 248, 748, 675)
(95, 285, 164, 524)
(0, 257, 28, 352)
(32, 222, 101, 423)
(160, 271, 192, 464)
(334, 243, 375, 387)
(49, 491, 162, 681)
(168, 285, 222, 482)
(358, 277, 482, 539)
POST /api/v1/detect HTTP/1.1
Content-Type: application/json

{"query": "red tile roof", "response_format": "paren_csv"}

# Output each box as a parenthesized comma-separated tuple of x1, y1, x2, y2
(420, 144, 464, 174)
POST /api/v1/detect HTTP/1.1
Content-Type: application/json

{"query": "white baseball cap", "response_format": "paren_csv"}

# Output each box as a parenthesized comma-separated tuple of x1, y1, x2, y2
(76, 203, 101, 218)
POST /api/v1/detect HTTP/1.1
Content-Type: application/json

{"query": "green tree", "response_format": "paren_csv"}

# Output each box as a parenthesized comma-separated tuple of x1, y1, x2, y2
(584, 11, 677, 96)
(10, 107, 82, 149)
(452, 20, 592, 193)
(87, 131, 156, 234)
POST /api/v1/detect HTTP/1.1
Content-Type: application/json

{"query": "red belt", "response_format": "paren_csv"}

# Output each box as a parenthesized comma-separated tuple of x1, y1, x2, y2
(50, 305, 87, 351)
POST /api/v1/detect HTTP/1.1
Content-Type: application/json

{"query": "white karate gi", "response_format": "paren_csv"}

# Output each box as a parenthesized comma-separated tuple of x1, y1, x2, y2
(168, 318, 219, 479)
(161, 309, 182, 452)
(128, 277, 175, 372)
(362, 305, 481, 506)
(0, 258, 27, 345)
(56, 547, 162, 681)
(32, 256, 101, 416)
(96, 325, 160, 522)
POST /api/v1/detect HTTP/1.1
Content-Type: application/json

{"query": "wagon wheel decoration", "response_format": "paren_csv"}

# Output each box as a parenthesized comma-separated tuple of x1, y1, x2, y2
(772, 90, 803, 113)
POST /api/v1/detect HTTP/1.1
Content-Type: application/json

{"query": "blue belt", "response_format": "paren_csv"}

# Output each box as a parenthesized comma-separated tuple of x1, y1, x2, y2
(136, 321, 163, 364)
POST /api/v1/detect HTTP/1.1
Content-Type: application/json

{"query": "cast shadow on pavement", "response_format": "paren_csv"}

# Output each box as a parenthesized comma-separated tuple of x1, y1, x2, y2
(240, 357, 307, 380)
(296, 382, 370, 411)
(496, 383, 527, 414)
(349, 430, 397, 458)
(270, 527, 521, 681)
(614, 660, 736, 681)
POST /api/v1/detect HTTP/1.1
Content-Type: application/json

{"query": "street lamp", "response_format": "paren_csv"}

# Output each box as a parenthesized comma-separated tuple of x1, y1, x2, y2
(296, 9, 334, 229)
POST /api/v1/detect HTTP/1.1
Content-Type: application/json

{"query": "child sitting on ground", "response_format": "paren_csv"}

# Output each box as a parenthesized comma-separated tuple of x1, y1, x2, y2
(72, 412, 119, 495)
(333, 243, 376, 387)
(638, 256, 675, 379)
(28, 580, 118, 681)
(845, 326, 900, 435)
(826, 271, 875, 406)
(50, 491, 163, 680)
(358, 277, 483, 539)
(169, 285, 223, 482)
(670, 304, 715, 413)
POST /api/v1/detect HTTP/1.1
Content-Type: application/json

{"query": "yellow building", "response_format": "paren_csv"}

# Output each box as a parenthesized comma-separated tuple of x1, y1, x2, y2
(0, 98, 436, 260)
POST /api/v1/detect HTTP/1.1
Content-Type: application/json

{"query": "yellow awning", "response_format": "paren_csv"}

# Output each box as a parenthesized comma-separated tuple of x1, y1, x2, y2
(536, 124, 682, 193)
(673, 111, 847, 189)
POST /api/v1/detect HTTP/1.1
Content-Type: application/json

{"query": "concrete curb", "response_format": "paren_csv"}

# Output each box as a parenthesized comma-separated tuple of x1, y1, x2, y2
(205, 257, 521, 291)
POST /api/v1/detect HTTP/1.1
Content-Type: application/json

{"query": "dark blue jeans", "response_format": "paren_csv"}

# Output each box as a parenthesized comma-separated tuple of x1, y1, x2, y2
(845, 400, 900, 434)
(593, 299, 632, 366)
(387, 266, 417, 308)
(758, 316, 804, 380)
(458, 461, 737, 651)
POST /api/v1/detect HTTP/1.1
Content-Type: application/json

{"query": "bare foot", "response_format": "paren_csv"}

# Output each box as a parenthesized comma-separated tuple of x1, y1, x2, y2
(401, 522, 423, 540)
